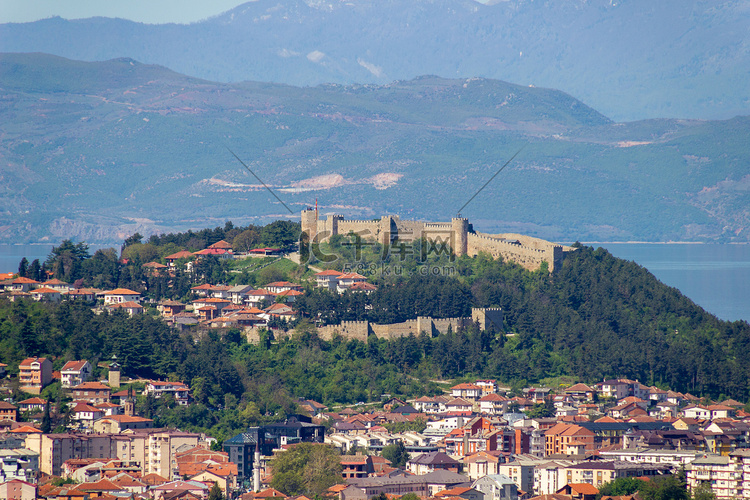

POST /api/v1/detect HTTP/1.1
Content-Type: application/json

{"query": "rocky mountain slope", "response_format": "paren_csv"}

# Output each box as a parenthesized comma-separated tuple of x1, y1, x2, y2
(1, 53, 748, 243)
(1, 0, 749, 121)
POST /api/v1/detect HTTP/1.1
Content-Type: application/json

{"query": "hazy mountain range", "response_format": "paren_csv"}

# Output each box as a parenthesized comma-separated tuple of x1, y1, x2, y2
(1, 53, 748, 244)
(1, 0, 749, 122)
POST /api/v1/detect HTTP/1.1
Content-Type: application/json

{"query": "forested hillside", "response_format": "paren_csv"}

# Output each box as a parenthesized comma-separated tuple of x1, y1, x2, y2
(2, 226, 749, 447)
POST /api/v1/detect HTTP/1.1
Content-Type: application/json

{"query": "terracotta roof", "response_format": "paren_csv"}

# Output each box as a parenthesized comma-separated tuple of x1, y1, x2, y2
(104, 288, 140, 295)
(566, 483, 600, 495)
(19, 357, 48, 367)
(338, 272, 367, 280)
(208, 240, 233, 249)
(18, 397, 47, 405)
(40, 278, 67, 286)
(194, 248, 230, 255)
(166, 250, 194, 260)
(143, 261, 168, 269)
(452, 383, 482, 390)
(11, 277, 39, 284)
(315, 270, 344, 276)
(62, 360, 89, 372)
(108, 301, 143, 309)
(10, 425, 41, 433)
(73, 382, 111, 391)
(265, 281, 300, 287)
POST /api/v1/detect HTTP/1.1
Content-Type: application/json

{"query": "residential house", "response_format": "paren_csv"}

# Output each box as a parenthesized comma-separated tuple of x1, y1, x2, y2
(29, 287, 62, 302)
(446, 398, 474, 413)
(70, 402, 104, 426)
(61, 360, 93, 388)
(229, 285, 256, 304)
(192, 297, 231, 317)
(19, 357, 53, 394)
(475, 380, 499, 395)
(523, 388, 551, 404)
(472, 474, 519, 500)
(103, 288, 141, 305)
(0, 479, 36, 500)
(683, 405, 711, 420)
(65, 288, 98, 301)
(17, 397, 46, 413)
(194, 247, 233, 259)
(341, 455, 375, 479)
(9, 277, 39, 293)
(336, 273, 368, 293)
(93, 415, 153, 433)
(0, 402, 18, 422)
(71, 382, 111, 404)
(159, 300, 187, 318)
(435, 486, 485, 500)
(452, 384, 483, 400)
(315, 270, 344, 291)
(245, 289, 276, 306)
(556, 483, 599, 500)
(264, 281, 303, 294)
(145, 380, 190, 406)
(107, 301, 144, 315)
(165, 250, 194, 269)
(407, 451, 460, 475)
(466, 450, 507, 481)
(565, 384, 596, 401)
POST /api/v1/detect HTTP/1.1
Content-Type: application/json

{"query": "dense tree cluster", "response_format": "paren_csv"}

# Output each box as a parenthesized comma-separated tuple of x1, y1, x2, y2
(5, 230, 750, 443)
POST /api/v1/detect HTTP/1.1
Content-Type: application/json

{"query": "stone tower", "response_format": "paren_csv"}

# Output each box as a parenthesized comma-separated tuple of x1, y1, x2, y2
(451, 217, 469, 257)
(123, 387, 135, 417)
(108, 357, 121, 388)
(301, 209, 318, 242)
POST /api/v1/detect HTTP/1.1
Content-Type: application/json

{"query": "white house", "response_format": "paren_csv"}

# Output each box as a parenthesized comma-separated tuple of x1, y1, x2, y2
(61, 360, 92, 388)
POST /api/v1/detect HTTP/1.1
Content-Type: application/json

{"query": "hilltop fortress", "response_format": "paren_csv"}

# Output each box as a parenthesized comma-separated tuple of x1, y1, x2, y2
(301, 209, 573, 272)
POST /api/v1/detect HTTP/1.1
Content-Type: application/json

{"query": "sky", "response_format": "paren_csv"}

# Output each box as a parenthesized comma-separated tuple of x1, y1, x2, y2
(0, 0, 250, 24)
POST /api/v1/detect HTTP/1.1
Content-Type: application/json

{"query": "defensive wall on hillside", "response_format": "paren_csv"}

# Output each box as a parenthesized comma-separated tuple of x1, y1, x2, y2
(245, 307, 504, 344)
(301, 209, 571, 271)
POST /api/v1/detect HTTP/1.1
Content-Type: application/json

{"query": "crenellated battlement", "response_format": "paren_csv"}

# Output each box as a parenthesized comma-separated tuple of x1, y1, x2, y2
(301, 209, 571, 271)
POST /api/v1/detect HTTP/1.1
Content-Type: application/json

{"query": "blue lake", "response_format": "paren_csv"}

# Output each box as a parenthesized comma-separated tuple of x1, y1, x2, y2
(1, 242, 748, 323)
(591, 243, 750, 323)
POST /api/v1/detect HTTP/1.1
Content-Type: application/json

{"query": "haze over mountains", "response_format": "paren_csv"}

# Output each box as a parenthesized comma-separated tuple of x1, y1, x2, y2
(1, 53, 749, 244)
(2, 0, 749, 122)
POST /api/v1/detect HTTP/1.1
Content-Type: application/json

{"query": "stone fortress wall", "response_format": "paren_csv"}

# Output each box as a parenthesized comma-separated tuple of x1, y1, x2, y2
(301, 209, 571, 272)
(245, 308, 505, 344)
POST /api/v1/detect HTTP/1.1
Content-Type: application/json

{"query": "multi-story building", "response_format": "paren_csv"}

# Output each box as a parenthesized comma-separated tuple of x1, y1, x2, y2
(61, 360, 92, 388)
(0, 402, 18, 422)
(18, 357, 52, 394)
(544, 423, 595, 456)
(562, 460, 670, 489)
(224, 415, 325, 481)
(71, 382, 111, 404)
(27, 430, 202, 479)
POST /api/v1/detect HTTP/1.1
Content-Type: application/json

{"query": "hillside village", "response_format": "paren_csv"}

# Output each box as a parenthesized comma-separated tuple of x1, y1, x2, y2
(1, 358, 750, 500)
(1, 234, 749, 500)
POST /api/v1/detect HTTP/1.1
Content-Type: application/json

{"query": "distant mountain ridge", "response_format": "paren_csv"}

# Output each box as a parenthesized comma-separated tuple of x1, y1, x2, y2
(1, 0, 749, 121)
(0, 53, 749, 244)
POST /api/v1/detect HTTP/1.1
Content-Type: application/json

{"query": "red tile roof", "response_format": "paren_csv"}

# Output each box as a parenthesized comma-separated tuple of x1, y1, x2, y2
(166, 250, 194, 260)
(104, 288, 140, 295)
